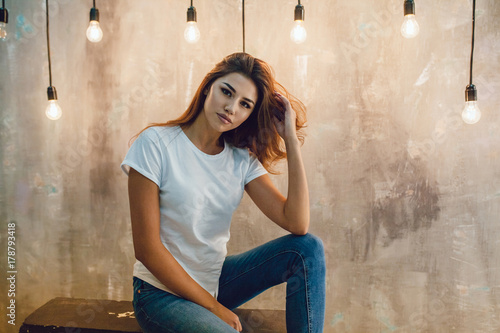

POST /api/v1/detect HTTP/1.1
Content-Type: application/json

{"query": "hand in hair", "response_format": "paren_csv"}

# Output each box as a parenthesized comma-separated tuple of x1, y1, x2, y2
(273, 93, 298, 143)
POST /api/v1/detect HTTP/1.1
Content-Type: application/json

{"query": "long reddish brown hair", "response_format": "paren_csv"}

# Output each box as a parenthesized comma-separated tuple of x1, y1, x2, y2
(135, 52, 306, 173)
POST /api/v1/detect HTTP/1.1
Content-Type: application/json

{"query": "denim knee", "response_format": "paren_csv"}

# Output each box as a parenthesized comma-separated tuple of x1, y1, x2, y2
(293, 233, 325, 262)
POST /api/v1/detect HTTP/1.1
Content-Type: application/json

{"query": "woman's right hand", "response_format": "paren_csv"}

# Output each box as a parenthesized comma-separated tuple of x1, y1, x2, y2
(211, 302, 242, 332)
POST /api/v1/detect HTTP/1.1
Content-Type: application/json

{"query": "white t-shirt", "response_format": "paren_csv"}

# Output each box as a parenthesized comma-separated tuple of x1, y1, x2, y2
(121, 125, 267, 297)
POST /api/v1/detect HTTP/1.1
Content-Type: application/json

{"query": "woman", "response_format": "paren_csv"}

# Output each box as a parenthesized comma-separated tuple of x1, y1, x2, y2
(121, 53, 325, 332)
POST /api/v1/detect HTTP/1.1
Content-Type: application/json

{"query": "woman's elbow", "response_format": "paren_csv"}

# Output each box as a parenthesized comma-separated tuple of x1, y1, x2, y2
(133, 241, 155, 263)
(134, 247, 146, 262)
(291, 229, 308, 236)
(289, 219, 309, 235)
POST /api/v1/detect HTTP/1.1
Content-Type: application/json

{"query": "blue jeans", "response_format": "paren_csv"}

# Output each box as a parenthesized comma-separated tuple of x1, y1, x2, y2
(132, 234, 326, 332)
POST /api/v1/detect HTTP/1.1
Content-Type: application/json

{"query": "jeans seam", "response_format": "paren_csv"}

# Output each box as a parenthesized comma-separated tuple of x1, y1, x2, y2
(220, 249, 313, 332)
(305, 261, 312, 333)
(134, 278, 176, 333)
(220, 249, 301, 287)
(136, 300, 178, 333)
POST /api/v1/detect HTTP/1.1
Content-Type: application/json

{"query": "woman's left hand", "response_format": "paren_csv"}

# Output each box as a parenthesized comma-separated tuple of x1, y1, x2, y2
(274, 94, 298, 143)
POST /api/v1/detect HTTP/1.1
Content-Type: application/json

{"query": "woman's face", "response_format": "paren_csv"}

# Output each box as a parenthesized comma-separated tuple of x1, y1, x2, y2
(202, 72, 258, 133)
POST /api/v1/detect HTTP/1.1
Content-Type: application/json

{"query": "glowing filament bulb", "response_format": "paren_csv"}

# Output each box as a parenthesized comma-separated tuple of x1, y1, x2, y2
(185, 5, 200, 44)
(0, 22, 7, 40)
(46, 100, 62, 120)
(290, 2, 306, 44)
(86, 7, 103, 43)
(401, 14, 420, 39)
(462, 101, 481, 125)
(290, 20, 307, 44)
(46, 86, 62, 120)
(184, 21, 200, 43)
(87, 20, 103, 43)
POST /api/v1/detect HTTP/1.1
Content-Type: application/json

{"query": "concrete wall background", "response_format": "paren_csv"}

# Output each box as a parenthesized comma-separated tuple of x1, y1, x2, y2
(1, 0, 499, 332)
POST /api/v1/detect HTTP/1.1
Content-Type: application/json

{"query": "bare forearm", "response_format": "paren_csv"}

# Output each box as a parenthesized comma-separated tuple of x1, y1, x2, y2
(136, 244, 218, 311)
(283, 137, 310, 234)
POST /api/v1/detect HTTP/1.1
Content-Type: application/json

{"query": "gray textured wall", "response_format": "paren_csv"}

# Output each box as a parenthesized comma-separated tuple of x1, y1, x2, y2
(1, 0, 500, 332)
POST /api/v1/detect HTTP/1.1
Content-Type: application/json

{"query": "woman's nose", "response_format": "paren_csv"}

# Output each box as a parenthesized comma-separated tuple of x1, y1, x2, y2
(224, 104, 235, 115)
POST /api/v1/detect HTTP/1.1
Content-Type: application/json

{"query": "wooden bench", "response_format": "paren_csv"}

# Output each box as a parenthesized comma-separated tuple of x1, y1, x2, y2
(19, 297, 286, 333)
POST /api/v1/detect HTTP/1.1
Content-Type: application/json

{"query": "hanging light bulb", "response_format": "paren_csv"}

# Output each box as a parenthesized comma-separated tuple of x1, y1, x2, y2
(86, 1, 103, 43)
(87, 19, 103, 42)
(290, 0, 306, 44)
(462, 0, 480, 125)
(184, 1, 200, 44)
(44, 0, 62, 120)
(462, 85, 481, 124)
(184, 21, 200, 43)
(401, 0, 419, 39)
(45, 86, 62, 120)
(0, 2, 8, 41)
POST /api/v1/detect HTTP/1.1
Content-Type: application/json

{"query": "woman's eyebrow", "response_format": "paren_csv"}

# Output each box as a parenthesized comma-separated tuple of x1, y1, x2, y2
(223, 82, 236, 93)
(223, 82, 255, 106)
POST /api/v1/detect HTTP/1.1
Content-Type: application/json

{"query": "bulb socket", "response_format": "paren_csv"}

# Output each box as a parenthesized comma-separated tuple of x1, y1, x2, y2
(47, 86, 58, 101)
(0, 7, 8, 24)
(404, 0, 415, 16)
(465, 84, 477, 102)
(90, 7, 100, 22)
(294, 4, 305, 21)
(187, 6, 197, 22)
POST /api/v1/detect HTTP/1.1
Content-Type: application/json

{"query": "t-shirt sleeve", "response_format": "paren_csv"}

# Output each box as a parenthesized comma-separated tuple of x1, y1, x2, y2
(121, 129, 163, 187)
(244, 153, 268, 185)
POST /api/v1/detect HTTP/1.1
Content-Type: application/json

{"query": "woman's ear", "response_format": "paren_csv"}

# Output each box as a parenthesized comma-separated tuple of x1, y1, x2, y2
(203, 88, 209, 95)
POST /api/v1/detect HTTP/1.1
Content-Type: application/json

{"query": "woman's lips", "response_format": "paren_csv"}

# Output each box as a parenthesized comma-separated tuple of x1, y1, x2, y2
(217, 113, 232, 124)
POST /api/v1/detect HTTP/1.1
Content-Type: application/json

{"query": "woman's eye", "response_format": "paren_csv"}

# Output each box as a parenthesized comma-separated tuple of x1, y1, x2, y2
(241, 101, 251, 109)
(221, 88, 231, 96)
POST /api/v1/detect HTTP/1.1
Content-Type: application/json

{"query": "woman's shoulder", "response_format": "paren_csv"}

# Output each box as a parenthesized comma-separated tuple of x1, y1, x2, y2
(142, 124, 180, 135)
(140, 125, 183, 144)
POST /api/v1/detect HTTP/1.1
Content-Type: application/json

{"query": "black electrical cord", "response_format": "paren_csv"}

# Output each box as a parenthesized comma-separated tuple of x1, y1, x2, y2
(93, 0, 96, 8)
(46, 0, 52, 87)
(242, 0, 245, 53)
(469, 0, 475, 86)
(2, 0, 5, 9)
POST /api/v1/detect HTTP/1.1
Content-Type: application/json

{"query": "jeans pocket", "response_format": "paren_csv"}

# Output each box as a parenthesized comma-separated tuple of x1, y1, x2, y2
(133, 278, 153, 307)
(132, 277, 142, 307)
(133, 278, 164, 308)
